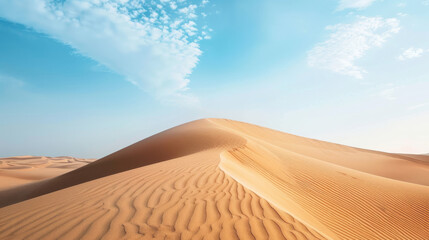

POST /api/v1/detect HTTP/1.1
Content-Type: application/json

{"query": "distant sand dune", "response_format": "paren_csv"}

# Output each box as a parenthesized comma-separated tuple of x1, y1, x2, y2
(0, 156, 95, 190)
(0, 119, 428, 239)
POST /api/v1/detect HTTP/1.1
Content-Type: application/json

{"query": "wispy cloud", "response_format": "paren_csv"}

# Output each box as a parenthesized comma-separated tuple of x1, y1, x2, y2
(0, 0, 211, 99)
(337, 0, 377, 10)
(409, 102, 429, 110)
(378, 87, 397, 100)
(0, 74, 25, 88)
(307, 16, 400, 79)
(397, 47, 425, 60)
(397, 2, 407, 8)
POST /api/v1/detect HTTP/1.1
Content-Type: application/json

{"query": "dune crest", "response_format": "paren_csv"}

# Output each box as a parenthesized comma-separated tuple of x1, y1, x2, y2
(0, 118, 428, 239)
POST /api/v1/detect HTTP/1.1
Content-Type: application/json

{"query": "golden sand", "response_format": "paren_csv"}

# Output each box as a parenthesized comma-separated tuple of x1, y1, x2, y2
(0, 119, 428, 239)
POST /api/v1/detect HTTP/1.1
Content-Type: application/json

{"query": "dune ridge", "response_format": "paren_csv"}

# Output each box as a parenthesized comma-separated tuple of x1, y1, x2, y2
(213, 119, 429, 239)
(0, 118, 428, 239)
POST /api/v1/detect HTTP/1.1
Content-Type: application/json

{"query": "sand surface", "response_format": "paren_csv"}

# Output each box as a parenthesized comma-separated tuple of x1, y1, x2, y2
(0, 119, 428, 239)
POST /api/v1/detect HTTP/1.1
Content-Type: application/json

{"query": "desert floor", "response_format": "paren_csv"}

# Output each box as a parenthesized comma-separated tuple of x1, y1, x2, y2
(0, 119, 428, 240)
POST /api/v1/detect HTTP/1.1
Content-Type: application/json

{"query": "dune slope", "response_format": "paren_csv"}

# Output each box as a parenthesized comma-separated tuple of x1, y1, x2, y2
(0, 118, 428, 240)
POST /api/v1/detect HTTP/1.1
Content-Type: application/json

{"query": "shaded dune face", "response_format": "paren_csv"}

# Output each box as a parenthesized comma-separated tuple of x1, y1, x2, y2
(0, 118, 428, 239)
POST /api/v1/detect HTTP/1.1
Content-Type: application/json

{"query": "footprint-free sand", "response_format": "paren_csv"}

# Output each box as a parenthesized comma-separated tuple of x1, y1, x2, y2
(0, 119, 428, 239)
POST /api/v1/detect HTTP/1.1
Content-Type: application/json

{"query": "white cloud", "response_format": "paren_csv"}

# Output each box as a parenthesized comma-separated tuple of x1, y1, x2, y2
(0, 0, 211, 98)
(397, 47, 424, 60)
(170, 2, 178, 10)
(337, 0, 377, 10)
(308, 16, 400, 79)
(379, 87, 397, 100)
(183, 21, 197, 36)
(202, 31, 211, 39)
(179, 4, 197, 19)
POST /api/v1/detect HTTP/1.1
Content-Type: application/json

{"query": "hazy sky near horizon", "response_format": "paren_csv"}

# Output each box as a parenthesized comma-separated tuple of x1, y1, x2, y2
(1, 0, 428, 158)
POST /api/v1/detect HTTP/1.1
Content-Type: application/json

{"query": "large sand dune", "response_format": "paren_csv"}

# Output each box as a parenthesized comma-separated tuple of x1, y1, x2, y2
(0, 119, 428, 239)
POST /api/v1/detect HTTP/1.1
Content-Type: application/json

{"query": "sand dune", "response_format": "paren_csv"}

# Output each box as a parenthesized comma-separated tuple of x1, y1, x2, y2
(0, 156, 94, 190)
(0, 119, 428, 239)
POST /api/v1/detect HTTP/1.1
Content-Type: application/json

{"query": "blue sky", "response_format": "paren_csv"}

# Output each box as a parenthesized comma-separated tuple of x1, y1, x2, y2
(1, 0, 428, 158)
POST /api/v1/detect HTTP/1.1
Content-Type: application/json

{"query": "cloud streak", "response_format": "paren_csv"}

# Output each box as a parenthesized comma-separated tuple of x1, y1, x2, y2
(398, 47, 425, 60)
(0, 0, 211, 98)
(307, 16, 400, 79)
(0, 73, 25, 88)
(337, 0, 377, 10)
